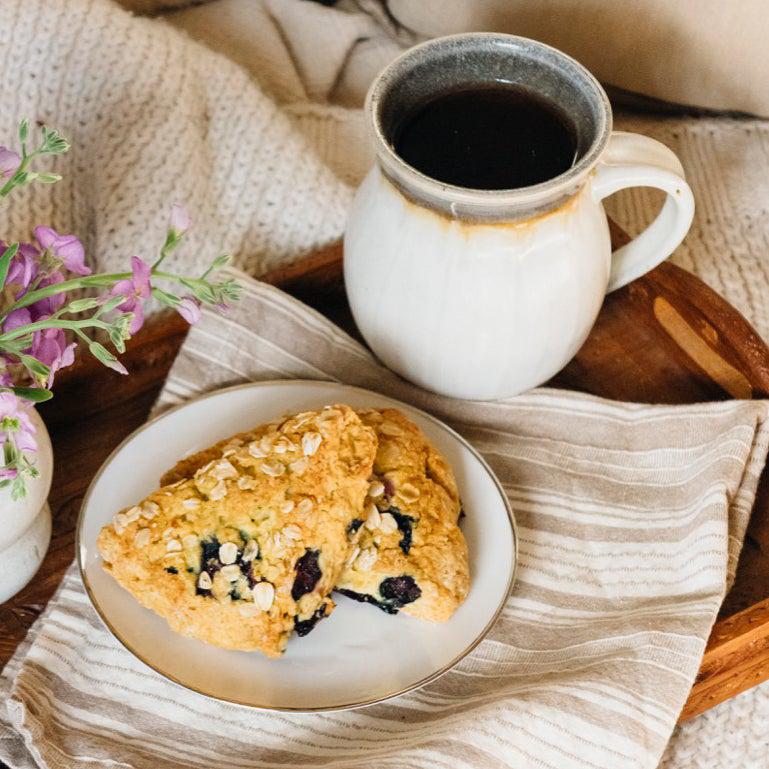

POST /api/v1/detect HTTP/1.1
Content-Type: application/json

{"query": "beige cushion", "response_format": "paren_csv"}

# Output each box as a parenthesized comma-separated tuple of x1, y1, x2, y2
(389, 0, 769, 116)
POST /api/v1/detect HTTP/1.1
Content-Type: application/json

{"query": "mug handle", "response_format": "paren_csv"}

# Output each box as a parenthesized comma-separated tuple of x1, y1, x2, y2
(592, 131, 695, 292)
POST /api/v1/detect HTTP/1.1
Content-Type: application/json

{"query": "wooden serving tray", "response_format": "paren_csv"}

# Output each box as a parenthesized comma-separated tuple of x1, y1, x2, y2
(2, 223, 769, 723)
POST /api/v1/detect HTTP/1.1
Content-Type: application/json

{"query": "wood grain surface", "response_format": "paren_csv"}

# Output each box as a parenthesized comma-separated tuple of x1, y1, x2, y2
(680, 596, 769, 721)
(2, 229, 769, 724)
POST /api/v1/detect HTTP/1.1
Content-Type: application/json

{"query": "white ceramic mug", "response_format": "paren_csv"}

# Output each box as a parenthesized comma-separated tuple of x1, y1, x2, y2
(344, 33, 695, 400)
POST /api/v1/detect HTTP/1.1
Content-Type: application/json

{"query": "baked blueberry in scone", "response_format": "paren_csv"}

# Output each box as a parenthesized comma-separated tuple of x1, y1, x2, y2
(160, 406, 471, 623)
(335, 409, 469, 622)
(97, 405, 376, 657)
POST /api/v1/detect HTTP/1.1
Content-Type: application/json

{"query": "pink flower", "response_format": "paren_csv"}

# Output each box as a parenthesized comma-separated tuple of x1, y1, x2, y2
(0, 392, 37, 453)
(109, 256, 151, 334)
(31, 328, 76, 386)
(176, 296, 201, 324)
(170, 203, 190, 235)
(30, 270, 65, 318)
(0, 147, 20, 179)
(2, 307, 31, 334)
(0, 466, 18, 480)
(34, 226, 90, 276)
(5, 242, 39, 294)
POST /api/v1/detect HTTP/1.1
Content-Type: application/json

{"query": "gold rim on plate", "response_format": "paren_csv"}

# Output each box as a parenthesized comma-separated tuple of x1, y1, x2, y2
(76, 379, 518, 712)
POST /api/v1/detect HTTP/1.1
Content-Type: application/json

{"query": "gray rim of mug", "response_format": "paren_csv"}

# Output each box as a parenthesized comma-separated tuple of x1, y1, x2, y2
(366, 32, 613, 212)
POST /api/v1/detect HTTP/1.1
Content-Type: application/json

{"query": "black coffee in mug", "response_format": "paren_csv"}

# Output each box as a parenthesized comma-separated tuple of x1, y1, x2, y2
(393, 84, 578, 190)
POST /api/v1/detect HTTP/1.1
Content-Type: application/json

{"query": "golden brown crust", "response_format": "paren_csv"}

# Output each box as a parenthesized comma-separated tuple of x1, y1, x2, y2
(158, 406, 471, 625)
(97, 405, 376, 657)
(336, 409, 469, 622)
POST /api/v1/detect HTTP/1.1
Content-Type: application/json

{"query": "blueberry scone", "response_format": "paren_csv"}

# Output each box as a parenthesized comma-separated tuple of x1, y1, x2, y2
(335, 409, 469, 622)
(161, 406, 471, 623)
(97, 405, 376, 657)
(162, 409, 470, 622)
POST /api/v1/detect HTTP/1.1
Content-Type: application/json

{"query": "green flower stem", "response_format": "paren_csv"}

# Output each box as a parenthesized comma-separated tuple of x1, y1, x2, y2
(0, 269, 187, 318)
(0, 145, 55, 198)
(143, 270, 182, 282)
(0, 150, 38, 197)
(152, 233, 180, 271)
(0, 317, 112, 344)
(3, 273, 129, 315)
(1, 125, 69, 201)
(71, 327, 97, 351)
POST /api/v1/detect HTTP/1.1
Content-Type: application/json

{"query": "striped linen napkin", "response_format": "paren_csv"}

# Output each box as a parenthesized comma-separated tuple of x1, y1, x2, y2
(2, 268, 769, 769)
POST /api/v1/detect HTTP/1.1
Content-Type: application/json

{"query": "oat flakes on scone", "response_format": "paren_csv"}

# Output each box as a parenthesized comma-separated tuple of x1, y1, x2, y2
(336, 408, 469, 622)
(97, 405, 376, 657)
(161, 406, 470, 622)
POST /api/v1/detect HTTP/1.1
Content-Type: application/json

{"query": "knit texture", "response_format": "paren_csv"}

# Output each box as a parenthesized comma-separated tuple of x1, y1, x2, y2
(0, 0, 352, 279)
(659, 682, 769, 768)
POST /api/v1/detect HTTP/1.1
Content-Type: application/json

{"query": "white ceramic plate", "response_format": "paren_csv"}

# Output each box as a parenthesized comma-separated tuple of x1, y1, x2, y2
(78, 381, 517, 711)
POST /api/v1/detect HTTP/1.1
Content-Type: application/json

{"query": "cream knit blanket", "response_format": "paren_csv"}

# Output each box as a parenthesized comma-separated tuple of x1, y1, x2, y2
(0, 0, 353, 280)
(1, 0, 769, 767)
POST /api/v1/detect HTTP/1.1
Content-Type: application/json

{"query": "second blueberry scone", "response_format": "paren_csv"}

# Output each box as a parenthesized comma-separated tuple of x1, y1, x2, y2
(336, 409, 470, 622)
(97, 405, 376, 657)
(161, 406, 471, 623)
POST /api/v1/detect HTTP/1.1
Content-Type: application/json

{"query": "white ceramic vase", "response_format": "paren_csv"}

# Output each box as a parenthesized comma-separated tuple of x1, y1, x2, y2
(0, 407, 53, 603)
